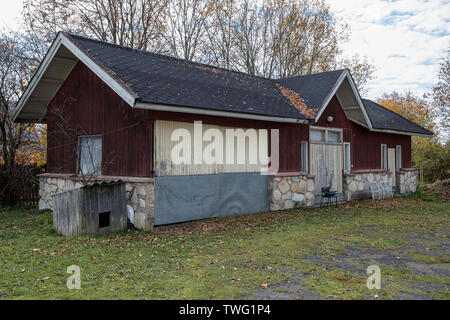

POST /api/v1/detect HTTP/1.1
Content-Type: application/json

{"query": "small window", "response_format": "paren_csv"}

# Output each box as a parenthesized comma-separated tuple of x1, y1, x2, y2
(99, 211, 110, 228)
(396, 145, 402, 170)
(327, 131, 341, 143)
(381, 144, 387, 170)
(344, 143, 351, 173)
(310, 129, 324, 142)
(301, 141, 308, 172)
(78, 136, 102, 176)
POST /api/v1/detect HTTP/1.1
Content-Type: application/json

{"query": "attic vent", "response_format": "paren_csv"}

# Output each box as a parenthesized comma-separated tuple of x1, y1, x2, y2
(99, 211, 111, 228)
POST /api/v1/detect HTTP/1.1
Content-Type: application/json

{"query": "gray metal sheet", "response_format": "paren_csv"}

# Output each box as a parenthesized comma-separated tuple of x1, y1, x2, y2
(154, 173, 268, 225)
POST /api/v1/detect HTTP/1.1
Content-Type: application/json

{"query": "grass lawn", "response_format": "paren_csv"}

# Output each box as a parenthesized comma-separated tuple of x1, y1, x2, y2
(0, 192, 448, 300)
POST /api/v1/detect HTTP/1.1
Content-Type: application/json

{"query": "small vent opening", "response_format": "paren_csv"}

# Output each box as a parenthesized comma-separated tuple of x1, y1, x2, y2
(99, 211, 111, 228)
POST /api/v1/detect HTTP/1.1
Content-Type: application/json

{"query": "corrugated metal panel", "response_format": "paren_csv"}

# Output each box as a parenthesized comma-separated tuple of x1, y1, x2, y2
(154, 173, 269, 225)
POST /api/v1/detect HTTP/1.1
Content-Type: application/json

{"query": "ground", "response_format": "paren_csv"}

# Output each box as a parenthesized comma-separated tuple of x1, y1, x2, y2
(0, 191, 448, 300)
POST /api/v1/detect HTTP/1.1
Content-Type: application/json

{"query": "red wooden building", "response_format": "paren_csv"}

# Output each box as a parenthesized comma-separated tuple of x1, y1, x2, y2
(13, 33, 432, 228)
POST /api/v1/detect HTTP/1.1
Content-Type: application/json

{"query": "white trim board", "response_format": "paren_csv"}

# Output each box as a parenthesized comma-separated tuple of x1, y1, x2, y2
(314, 69, 373, 130)
(12, 32, 137, 122)
(134, 102, 310, 124)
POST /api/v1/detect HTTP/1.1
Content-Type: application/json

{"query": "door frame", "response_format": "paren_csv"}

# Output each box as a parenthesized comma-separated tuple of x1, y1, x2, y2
(309, 126, 344, 195)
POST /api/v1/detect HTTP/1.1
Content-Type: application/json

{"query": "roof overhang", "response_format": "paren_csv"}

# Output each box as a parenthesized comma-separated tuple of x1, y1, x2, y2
(314, 69, 373, 129)
(12, 32, 136, 123)
(370, 128, 433, 137)
(134, 101, 310, 124)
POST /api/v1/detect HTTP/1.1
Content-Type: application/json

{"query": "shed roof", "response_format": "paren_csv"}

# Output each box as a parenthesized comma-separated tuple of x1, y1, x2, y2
(362, 99, 433, 136)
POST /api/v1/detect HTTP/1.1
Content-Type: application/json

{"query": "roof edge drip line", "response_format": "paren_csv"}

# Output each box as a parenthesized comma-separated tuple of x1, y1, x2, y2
(134, 102, 310, 124)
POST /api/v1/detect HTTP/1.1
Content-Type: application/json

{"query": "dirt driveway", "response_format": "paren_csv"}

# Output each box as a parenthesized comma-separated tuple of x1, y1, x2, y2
(252, 227, 449, 300)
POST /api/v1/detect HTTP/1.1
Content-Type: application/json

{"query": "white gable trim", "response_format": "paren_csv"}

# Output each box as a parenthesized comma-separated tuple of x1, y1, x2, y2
(314, 69, 373, 129)
(12, 33, 136, 122)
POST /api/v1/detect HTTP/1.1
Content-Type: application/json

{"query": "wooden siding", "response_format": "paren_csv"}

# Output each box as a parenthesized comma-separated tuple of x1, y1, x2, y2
(45, 60, 307, 177)
(154, 120, 268, 176)
(310, 143, 343, 194)
(316, 95, 412, 171)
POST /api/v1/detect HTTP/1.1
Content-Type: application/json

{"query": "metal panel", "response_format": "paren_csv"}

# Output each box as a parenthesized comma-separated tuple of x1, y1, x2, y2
(154, 120, 267, 176)
(154, 173, 268, 225)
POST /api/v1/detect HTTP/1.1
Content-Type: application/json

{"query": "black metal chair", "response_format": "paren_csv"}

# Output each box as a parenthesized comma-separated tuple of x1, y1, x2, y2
(320, 186, 338, 207)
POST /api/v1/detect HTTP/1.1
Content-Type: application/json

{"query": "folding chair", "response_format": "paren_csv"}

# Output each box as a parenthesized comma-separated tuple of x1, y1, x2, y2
(370, 182, 382, 200)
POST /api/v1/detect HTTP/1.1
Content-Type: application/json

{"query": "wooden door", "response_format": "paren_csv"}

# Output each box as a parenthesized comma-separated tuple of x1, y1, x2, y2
(310, 143, 343, 195)
(388, 148, 396, 185)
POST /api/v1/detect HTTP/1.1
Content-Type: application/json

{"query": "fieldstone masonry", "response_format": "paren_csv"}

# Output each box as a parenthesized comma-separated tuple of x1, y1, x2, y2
(396, 169, 418, 195)
(269, 174, 315, 210)
(38, 174, 155, 230)
(343, 171, 393, 201)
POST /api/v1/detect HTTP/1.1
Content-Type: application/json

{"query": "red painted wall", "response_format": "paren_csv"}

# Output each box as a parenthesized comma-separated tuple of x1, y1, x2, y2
(315, 95, 412, 170)
(46, 62, 152, 177)
(46, 61, 411, 176)
(45, 61, 308, 176)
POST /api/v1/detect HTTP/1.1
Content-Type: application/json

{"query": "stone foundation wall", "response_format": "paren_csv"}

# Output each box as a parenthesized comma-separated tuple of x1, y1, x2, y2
(397, 169, 418, 195)
(343, 171, 393, 201)
(38, 174, 155, 230)
(269, 174, 315, 210)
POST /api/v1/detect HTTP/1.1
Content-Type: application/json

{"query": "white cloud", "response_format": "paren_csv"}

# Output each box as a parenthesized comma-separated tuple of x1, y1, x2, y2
(328, 0, 450, 99)
(0, 0, 23, 30)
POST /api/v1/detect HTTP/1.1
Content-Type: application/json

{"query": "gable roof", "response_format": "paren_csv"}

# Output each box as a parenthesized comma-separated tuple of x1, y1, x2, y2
(363, 99, 433, 136)
(277, 70, 346, 109)
(12, 32, 432, 136)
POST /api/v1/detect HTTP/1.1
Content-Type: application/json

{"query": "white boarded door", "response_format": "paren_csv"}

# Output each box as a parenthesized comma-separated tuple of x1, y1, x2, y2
(310, 143, 343, 195)
(388, 148, 396, 185)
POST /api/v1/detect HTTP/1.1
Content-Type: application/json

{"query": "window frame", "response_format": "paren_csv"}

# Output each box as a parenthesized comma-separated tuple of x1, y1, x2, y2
(309, 126, 343, 144)
(343, 142, 351, 173)
(396, 145, 402, 171)
(301, 141, 308, 173)
(77, 134, 103, 176)
(381, 144, 387, 170)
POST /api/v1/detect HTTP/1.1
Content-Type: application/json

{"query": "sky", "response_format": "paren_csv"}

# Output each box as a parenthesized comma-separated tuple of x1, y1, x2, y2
(1, 0, 449, 99)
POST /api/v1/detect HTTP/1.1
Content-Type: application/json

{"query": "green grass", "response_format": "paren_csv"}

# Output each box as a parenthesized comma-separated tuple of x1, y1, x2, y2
(0, 195, 448, 300)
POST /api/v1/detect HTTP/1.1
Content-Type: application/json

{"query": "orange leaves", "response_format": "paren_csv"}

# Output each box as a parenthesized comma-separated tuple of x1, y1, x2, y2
(275, 83, 317, 118)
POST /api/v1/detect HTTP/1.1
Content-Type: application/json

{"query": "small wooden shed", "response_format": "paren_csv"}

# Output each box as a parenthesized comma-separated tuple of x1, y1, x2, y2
(53, 181, 127, 236)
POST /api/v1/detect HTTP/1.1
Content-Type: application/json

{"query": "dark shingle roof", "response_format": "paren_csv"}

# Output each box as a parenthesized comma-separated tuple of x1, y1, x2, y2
(362, 99, 433, 136)
(276, 70, 345, 109)
(67, 34, 307, 120)
(65, 34, 432, 136)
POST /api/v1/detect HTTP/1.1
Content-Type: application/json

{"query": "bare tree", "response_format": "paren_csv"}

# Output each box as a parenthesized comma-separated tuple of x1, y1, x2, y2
(47, 98, 118, 186)
(203, 0, 235, 69)
(0, 30, 45, 205)
(23, 0, 169, 51)
(431, 49, 450, 142)
(163, 0, 212, 60)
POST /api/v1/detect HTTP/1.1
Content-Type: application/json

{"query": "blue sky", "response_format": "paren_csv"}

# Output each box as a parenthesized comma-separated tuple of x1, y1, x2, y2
(1, 0, 449, 99)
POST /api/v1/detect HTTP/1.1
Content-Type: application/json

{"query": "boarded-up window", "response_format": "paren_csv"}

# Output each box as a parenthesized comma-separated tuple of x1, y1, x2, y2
(381, 144, 387, 170)
(301, 141, 308, 172)
(396, 145, 402, 170)
(79, 136, 102, 176)
(310, 129, 324, 142)
(327, 130, 341, 143)
(344, 143, 351, 173)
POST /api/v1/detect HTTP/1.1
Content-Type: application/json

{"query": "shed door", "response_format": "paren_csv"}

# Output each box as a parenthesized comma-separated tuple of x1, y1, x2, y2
(310, 143, 343, 195)
(388, 148, 396, 185)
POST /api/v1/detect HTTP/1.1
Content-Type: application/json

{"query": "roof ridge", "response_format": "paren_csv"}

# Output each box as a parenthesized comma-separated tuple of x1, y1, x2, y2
(65, 32, 273, 81)
(363, 98, 433, 134)
(277, 69, 347, 82)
